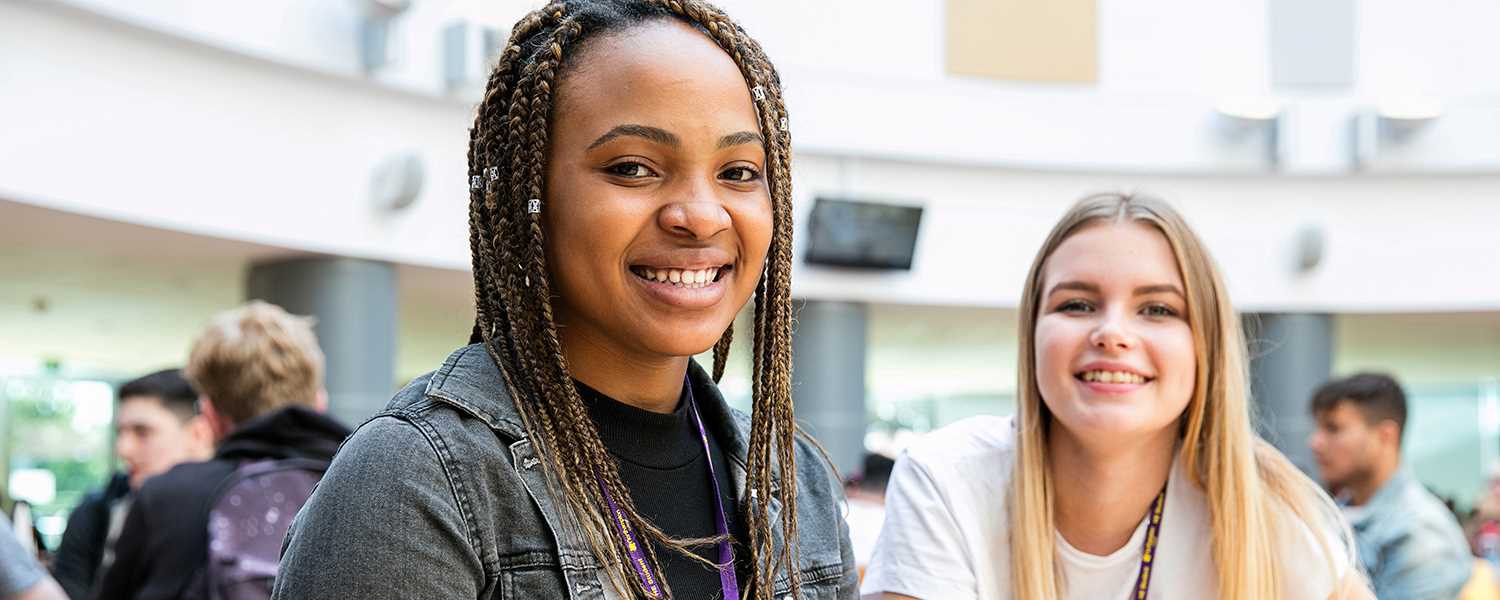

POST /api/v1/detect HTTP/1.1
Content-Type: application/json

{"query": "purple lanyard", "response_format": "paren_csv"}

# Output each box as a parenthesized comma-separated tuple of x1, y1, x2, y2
(1128, 484, 1168, 600)
(597, 377, 739, 600)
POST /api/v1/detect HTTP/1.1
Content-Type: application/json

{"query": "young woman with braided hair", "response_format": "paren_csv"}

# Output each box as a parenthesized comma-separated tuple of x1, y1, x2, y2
(273, 1, 855, 598)
(862, 195, 1373, 600)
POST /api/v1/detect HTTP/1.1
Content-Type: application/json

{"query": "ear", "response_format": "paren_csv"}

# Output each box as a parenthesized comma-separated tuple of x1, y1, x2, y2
(199, 395, 231, 441)
(314, 389, 329, 413)
(186, 415, 216, 458)
(1375, 419, 1402, 449)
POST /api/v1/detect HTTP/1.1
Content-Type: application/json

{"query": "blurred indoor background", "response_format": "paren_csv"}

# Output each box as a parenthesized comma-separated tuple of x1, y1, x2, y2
(2, 0, 1498, 551)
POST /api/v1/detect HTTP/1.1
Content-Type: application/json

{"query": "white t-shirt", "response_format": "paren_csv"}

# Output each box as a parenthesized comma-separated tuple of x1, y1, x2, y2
(860, 416, 1348, 600)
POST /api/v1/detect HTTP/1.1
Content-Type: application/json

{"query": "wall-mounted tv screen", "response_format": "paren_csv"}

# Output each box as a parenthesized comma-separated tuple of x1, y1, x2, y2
(804, 197, 923, 270)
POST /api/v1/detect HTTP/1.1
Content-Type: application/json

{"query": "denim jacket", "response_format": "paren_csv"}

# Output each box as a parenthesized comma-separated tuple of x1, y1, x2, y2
(1345, 468, 1472, 600)
(273, 344, 857, 599)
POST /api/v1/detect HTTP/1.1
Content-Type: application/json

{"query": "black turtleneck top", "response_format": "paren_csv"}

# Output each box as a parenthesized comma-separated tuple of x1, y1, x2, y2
(576, 380, 748, 599)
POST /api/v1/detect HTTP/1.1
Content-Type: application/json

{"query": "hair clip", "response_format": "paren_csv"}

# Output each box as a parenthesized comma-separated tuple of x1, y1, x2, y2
(470, 175, 481, 191)
(751, 85, 766, 101)
(484, 166, 499, 181)
(779, 116, 788, 132)
(527, 199, 541, 214)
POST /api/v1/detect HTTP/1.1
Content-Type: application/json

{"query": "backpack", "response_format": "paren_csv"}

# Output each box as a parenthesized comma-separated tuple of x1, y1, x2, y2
(203, 458, 329, 600)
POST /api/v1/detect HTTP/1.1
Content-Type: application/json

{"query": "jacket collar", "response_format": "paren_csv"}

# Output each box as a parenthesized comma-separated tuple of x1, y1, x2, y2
(1348, 467, 1413, 528)
(422, 343, 777, 490)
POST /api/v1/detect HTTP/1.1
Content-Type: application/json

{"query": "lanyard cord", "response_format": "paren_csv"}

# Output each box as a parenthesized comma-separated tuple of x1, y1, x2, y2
(597, 376, 738, 600)
(1128, 484, 1168, 600)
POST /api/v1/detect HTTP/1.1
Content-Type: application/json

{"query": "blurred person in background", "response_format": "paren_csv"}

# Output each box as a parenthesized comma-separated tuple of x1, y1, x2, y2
(1309, 372, 1471, 599)
(94, 301, 349, 600)
(862, 194, 1370, 600)
(846, 453, 895, 577)
(1, 520, 66, 600)
(51, 369, 211, 600)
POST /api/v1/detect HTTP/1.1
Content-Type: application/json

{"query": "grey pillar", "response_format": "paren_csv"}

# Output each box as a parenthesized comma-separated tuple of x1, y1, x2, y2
(1246, 313, 1333, 477)
(791, 300, 867, 477)
(247, 258, 397, 428)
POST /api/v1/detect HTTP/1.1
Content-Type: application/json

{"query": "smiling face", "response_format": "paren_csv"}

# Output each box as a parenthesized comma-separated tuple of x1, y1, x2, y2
(1034, 222, 1197, 444)
(543, 20, 771, 364)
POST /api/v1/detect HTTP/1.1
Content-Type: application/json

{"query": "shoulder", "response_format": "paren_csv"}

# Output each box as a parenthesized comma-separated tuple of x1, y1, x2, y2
(293, 414, 478, 545)
(1398, 480, 1466, 537)
(902, 415, 1016, 479)
(1271, 491, 1358, 599)
(323, 412, 474, 492)
(886, 415, 1016, 515)
(383, 371, 438, 414)
(136, 459, 237, 512)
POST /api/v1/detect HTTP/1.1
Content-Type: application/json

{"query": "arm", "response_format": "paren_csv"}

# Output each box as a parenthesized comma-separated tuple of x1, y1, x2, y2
(12, 577, 67, 600)
(272, 416, 487, 599)
(0, 520, 64, 600)
(858, 453, 977, 600)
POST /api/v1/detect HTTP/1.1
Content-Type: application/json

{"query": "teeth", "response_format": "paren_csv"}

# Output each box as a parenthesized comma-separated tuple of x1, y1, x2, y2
(637, 267, 723, 288)
(1080, 370, 1147, 384)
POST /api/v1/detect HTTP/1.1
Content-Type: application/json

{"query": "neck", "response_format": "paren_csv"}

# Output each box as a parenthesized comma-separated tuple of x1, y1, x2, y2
(557, 329, 687, 414)
(1346, 457, 1400, 506)
(1050, 424, 1176, 555)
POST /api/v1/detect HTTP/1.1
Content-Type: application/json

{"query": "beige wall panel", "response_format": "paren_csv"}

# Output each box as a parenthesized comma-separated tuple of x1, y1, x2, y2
(946, 0, 1098, 83)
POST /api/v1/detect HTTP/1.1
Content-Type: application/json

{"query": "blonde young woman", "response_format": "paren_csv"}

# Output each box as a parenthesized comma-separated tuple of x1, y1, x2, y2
(861, 194, 1372, 599)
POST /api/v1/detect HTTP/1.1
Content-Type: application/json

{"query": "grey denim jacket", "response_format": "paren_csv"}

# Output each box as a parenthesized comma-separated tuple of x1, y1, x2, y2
(273, 344, 857, 599)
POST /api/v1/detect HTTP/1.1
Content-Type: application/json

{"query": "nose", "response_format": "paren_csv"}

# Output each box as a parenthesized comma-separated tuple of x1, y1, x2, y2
(1087, 308, 1136, 351)
(1308, 430, 1328, 453)
(116, 434, 134, 462)
(658, 186, 731, 240)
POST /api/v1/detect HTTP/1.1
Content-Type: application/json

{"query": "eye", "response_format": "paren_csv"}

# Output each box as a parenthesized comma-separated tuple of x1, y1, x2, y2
(719, 165, 761, 183)
(1141, 303, 1179, 318)
(607, 162, 657, 179)
(1056, 299, 1094, 313)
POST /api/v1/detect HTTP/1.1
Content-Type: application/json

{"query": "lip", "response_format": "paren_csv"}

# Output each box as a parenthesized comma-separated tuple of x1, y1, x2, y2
(628, 248, 734, 271)
(1073, 360, 1155, 394)
(630, 269, 730, 309)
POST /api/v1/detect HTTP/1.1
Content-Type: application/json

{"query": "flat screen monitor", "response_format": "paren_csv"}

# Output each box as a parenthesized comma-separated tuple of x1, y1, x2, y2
(804, 197, 923, 270)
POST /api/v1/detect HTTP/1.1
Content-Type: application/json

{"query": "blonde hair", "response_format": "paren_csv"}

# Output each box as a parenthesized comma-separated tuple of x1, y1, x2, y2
(1008, 193, 1354, 599)
(185, 300, 325, 426)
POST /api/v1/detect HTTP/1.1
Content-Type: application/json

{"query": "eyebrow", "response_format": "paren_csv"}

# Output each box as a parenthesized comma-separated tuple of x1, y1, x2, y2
(717, 130, 764, 149)
(587, 124, 679, 150)
(585, 124, 765, 151)
(1046, 280, 1186, 298)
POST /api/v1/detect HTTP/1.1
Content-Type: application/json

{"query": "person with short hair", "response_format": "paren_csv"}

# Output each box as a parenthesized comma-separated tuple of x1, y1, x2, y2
(52, 369, 212, 600)
(94, 301, 350, 600)
(1309, 372, 1471, 600)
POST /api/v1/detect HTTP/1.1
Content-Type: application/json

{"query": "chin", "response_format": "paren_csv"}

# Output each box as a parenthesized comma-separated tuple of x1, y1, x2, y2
(637, 324, 728, 359)
(1050, 402, 1178, 441)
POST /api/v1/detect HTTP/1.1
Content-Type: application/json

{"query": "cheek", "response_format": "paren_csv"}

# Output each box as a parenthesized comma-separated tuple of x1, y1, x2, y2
(1150, 325, 1197, 394)
(734, 200, 774, 262)
(1033, 317, 1083, 378)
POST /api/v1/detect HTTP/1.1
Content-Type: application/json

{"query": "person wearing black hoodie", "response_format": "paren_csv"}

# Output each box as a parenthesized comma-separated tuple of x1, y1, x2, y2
(92, 302, 349, 600)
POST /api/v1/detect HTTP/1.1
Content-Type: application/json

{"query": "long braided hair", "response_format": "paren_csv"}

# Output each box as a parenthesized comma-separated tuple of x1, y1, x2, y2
(464, 1, 801, 598)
